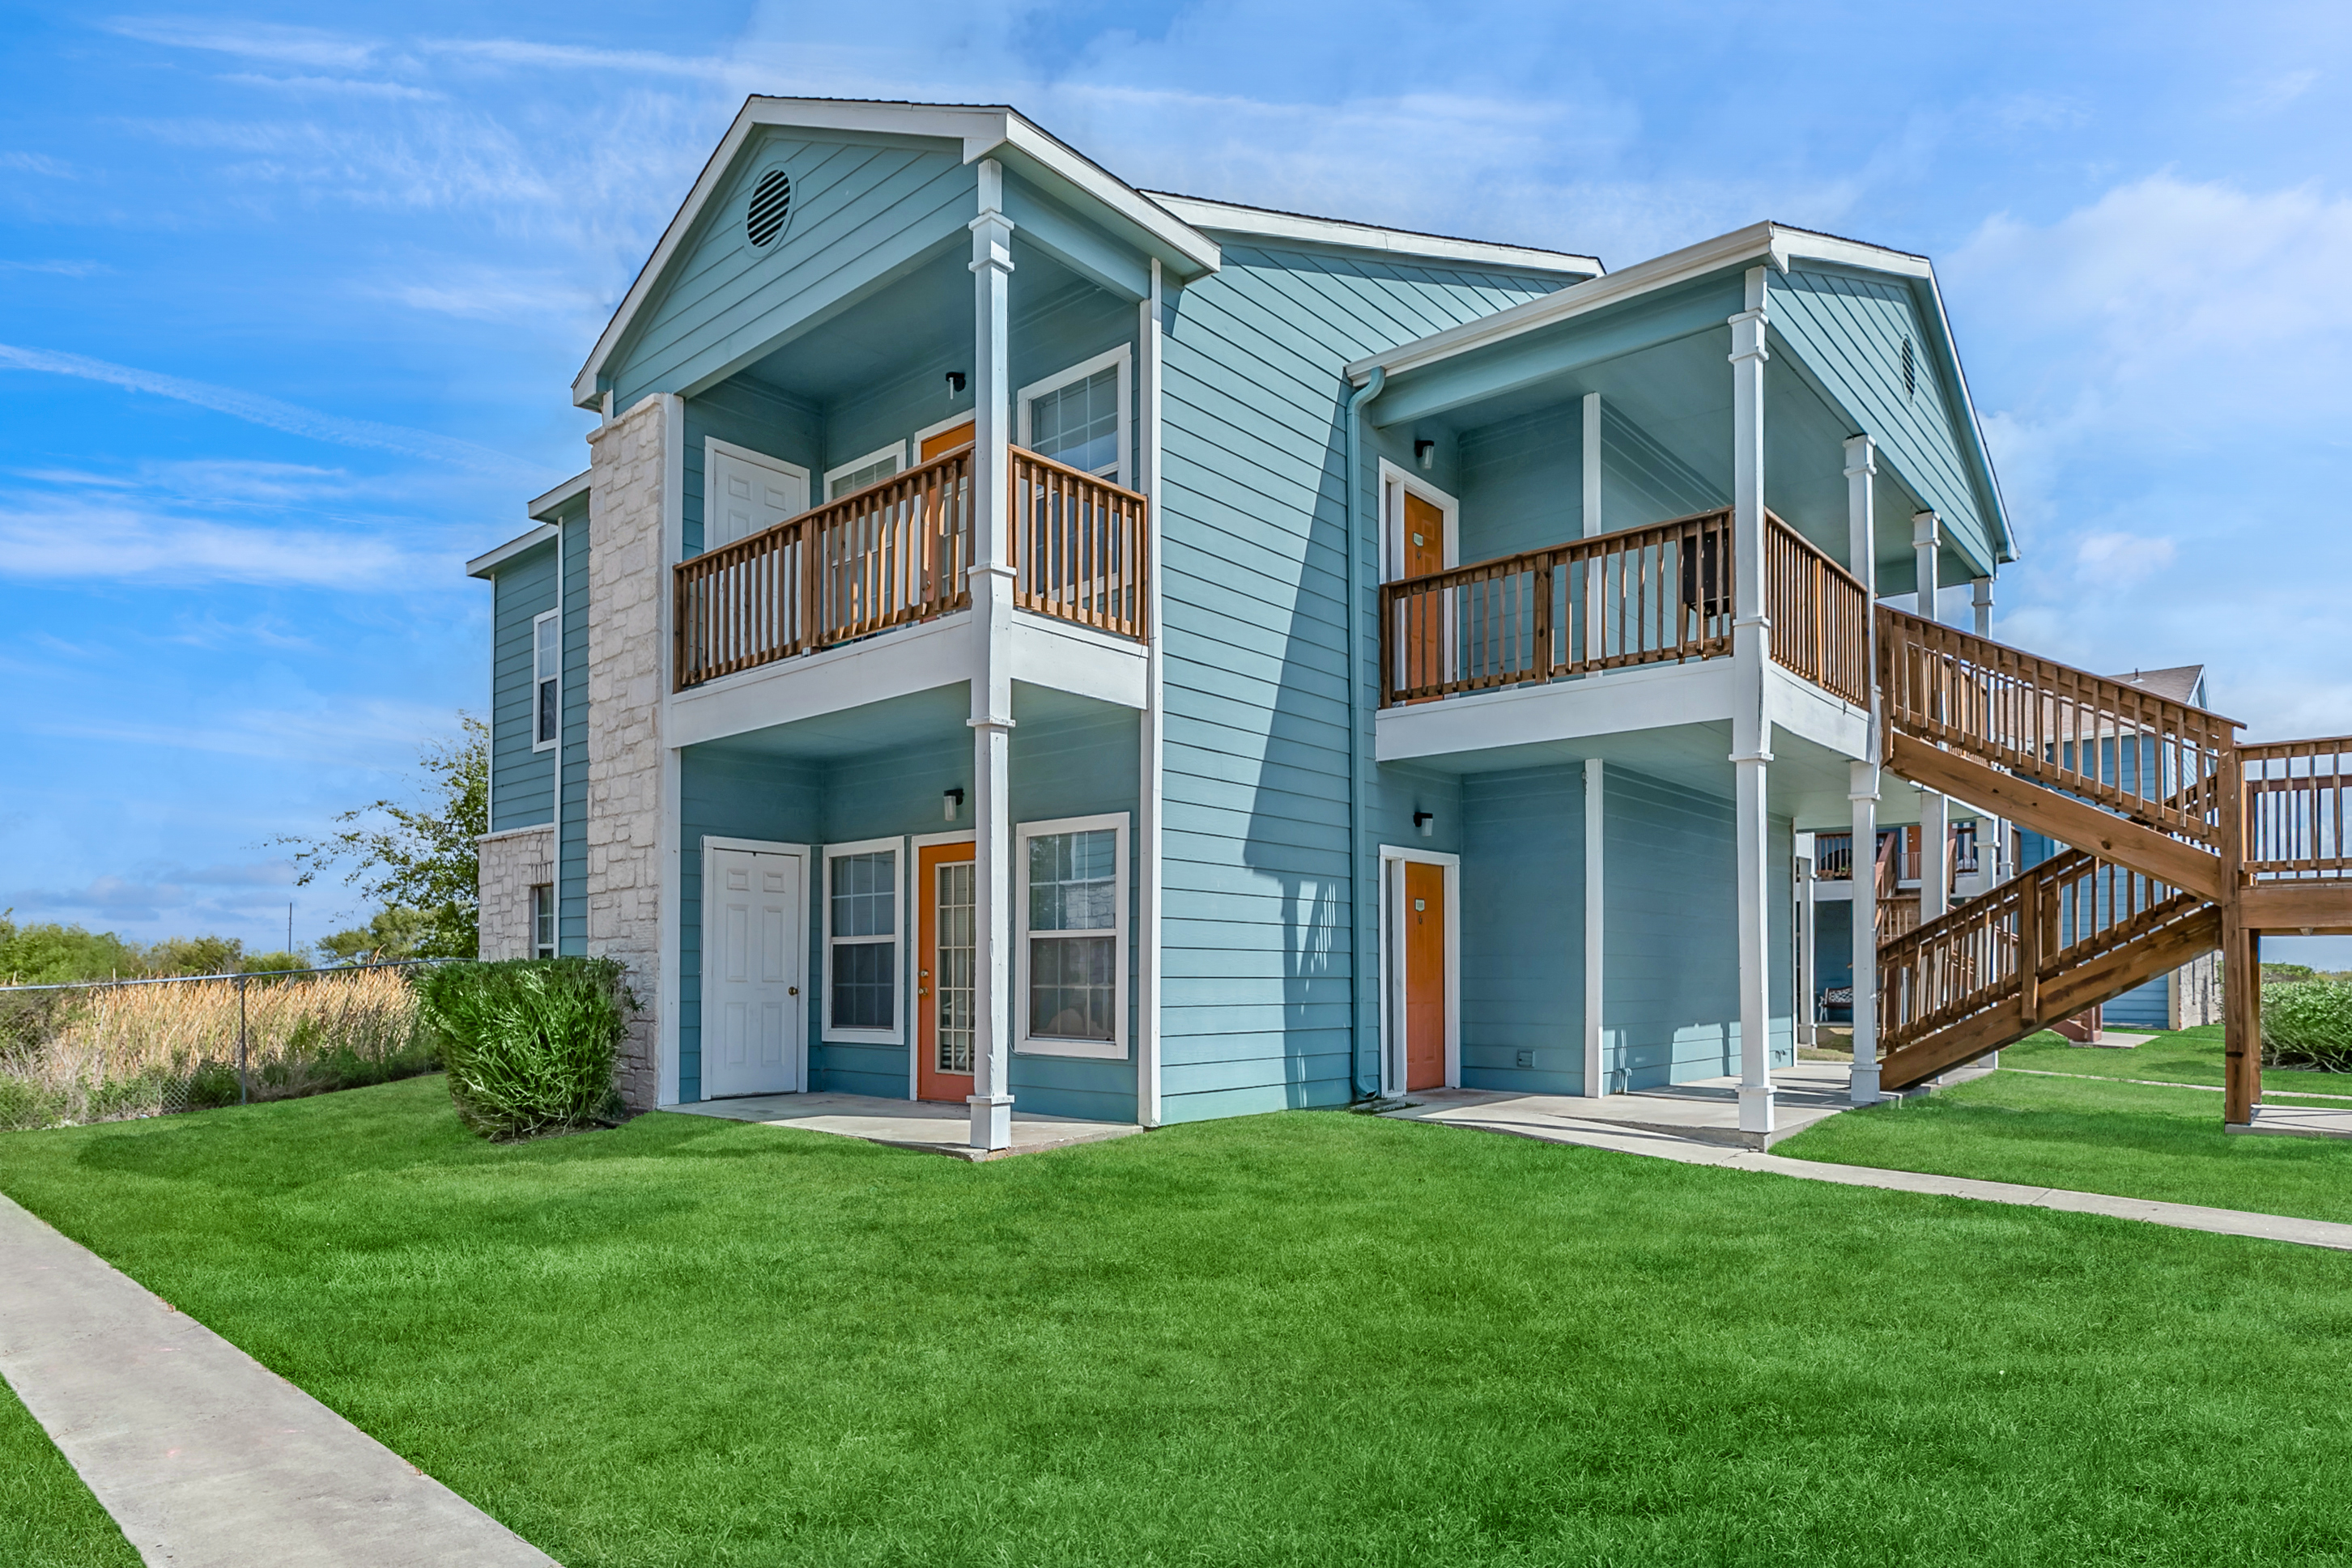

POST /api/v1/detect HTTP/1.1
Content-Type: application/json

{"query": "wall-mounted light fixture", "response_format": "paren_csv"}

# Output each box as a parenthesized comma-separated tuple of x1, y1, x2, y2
(1414, 439, 1435, 470)
(943, 787, 966, 822)
(945, 371, 968, 402)
(1413, 810, 1435, 839)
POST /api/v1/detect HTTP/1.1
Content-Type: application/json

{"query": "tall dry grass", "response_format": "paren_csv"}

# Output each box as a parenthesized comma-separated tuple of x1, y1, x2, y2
(0, 967, 434, 1130)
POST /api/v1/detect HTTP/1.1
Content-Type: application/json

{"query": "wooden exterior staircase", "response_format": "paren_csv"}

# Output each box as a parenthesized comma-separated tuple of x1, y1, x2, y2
(1871, 606, 2352, 1120)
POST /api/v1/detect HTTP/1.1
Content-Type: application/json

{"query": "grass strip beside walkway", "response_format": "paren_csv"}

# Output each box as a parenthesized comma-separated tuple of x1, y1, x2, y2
(7, 1074, 2352, 1566)
(0, 1380, 140, 1568)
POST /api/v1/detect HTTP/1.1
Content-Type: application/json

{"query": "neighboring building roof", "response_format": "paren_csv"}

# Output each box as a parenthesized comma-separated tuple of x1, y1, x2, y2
(572, 97, 1225, 410)
(2110, 665, 2207, 706)
(1142, 192, 1601, 278)
(1341, 219, 2015, 568)
(466, 523, 559, 580)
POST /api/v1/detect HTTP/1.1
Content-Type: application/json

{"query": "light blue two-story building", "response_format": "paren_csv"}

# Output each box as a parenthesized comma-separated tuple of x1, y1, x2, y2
(466, 97, 2014, 1149)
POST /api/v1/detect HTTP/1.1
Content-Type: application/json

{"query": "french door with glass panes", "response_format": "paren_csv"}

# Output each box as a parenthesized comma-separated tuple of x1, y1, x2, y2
(917, 840, 977, 1103)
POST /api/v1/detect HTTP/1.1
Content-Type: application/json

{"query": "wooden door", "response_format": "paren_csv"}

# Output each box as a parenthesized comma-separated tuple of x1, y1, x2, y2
(1401, 491, 1447, 698)
(703, 848, 802, 1098)
(920, 422, 975, 462)
(1403, 860, 1446, 1091)
(917, 841, 978, 1103)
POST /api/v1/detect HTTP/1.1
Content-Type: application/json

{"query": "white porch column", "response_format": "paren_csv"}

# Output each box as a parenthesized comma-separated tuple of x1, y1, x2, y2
(1729, 268, 1775, 1136)
(1844, 434, 1882, 1103)
(968, 159, 1017, 1152)
(1796, 833, 1817, 1047)
(1581, 392, 1603, 533)
(1583, 757, 1606, 1097)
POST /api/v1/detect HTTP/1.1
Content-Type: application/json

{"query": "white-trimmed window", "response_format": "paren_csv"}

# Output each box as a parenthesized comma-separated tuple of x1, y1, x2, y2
(530, 884, 555, 959)
(823, 839, 902, 1042)
(531, 609, 559, 751)
(1016, 813, 1129, 1058)
(1017, 345, 1130, 485)
(824, 442, 904, 500)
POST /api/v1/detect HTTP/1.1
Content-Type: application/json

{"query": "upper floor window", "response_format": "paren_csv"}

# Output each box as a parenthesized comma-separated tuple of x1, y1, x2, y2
(1017, 813, 1129, 1059)
(826, 443, 904, 500)
(1019, 346, 1130, 486)
(532, 610, 559, 751)
(825, 841, 901, 1042)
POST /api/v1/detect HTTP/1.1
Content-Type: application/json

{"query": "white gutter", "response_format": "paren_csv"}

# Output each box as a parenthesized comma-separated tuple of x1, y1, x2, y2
(1145, 193, 1601, 278)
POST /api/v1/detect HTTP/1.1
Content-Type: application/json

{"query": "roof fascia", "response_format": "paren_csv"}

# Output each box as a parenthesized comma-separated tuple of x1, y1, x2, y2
(527, 468, 592, 522)
(1145, 193, 1601, 278)
(466, 522, 559, 580)
(571, 99, 1218, 409)
(1899, 270, 2016, 565)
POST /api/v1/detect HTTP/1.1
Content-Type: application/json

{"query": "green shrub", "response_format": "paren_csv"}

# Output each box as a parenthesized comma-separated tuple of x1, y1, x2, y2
(417, 958, 633, 1140)
(2262, 980, 2352, 1072)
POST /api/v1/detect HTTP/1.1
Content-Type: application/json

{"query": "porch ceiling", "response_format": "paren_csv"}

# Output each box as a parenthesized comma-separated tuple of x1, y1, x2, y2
(690, 678, 1121, 766)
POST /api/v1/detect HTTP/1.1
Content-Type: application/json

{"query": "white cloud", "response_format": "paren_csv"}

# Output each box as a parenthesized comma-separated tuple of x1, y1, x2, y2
(0, 493, 436, 589)
(0, 343, 525, 472)
(220, 73, 442, 101)
(0, 259, 109, 275)
(2072, 530, 2175, 583)
(106, 17, 381, 70)
(0, 151, 74, 177)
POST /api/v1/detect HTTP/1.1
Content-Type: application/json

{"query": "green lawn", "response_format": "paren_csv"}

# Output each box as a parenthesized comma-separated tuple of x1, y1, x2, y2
(7, 1075, 2352, 1566)
(1, 1380, 140, 1568)
(1997, 1024, 2352, 1100)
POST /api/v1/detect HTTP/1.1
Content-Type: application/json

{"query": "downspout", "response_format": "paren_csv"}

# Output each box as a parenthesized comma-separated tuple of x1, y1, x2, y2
(1343, 365, 1385, 1103)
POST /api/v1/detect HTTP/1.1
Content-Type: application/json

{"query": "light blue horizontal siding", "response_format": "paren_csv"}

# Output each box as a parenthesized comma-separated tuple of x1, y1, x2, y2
(614, 133, 977, 406)
(1157, 238, 1569, 1124)
(1771, 267, 1996, 577)
(1460, 766, 1586, 1093)
(488, 542, 556, 832)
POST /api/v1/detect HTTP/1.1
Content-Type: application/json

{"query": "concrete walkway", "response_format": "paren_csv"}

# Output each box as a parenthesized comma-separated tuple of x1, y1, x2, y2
(672, 1090, 1142, 1159)
(0, 1192, 555, 1568)
(1384, 1097, 2352, 1252)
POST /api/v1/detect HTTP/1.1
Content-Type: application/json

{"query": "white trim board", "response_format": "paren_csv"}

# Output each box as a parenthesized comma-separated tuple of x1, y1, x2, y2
(1144, 192, 1601, 278)
(1376, 846, 1462, 1097)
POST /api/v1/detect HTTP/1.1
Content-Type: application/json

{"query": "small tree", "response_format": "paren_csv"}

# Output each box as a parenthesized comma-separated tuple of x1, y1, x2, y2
(317, 907, 432, 965)
(279, 718, 488, 960)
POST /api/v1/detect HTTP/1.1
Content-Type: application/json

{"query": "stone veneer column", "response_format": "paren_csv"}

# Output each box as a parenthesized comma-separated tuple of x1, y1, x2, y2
(585, 396, 668, 1111)
(474, 826, 553, 961)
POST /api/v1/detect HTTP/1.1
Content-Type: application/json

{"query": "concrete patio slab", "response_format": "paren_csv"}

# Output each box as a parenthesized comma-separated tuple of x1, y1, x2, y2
(0, 1192, 555, 1568)
(2231, 1102, 2352, 1141)
(1389, 1060, 1858, 1150)
(670, 1090, 1142, 1160)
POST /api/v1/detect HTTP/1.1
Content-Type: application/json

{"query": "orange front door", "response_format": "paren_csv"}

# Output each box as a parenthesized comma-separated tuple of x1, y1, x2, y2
(1403, 860, 1445, 1091)
(921, 422, 975, 462)
(1401, 491, 1446, 698)
(917, 841, 978, 1104)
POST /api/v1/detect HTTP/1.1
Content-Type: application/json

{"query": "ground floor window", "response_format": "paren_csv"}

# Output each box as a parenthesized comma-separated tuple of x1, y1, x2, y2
(530, 883, 555, 958)
(1016, 814, 1128, 1057)
(825, 841, 901, 1041)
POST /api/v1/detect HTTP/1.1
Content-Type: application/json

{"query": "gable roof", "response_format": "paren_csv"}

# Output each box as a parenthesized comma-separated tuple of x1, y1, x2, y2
(2112, 665, 2207, 706)
(1144, 192, 1602, 278)
(572, 97, 1224, 410)
(1343, 220, 2014, 566)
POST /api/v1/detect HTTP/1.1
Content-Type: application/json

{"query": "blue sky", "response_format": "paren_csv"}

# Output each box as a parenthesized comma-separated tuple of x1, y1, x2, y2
(3, 0, 2349, 962)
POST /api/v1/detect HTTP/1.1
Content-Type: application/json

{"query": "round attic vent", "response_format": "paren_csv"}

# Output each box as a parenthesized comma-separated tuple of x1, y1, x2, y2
(746, 170, 792, 247)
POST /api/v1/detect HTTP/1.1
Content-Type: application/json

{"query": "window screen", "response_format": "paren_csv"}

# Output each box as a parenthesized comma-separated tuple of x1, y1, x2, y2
(1027, 365, 1121, 478)
(1027, 828, 1117, 1041)
(829, 454, 898, 499)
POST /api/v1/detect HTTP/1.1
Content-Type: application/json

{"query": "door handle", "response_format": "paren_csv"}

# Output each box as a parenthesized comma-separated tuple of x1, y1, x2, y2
(788, 986, 799, 996)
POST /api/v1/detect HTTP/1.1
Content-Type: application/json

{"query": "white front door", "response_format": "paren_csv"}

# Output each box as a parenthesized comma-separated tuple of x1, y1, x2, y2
(703, 845, 804, 1098)
(706, 440, 809, 550)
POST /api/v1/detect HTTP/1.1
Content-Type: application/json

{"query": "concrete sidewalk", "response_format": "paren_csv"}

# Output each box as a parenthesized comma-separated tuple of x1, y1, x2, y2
(0, 1192, 555, 1568)
(1384, 1098, 2352, 1253)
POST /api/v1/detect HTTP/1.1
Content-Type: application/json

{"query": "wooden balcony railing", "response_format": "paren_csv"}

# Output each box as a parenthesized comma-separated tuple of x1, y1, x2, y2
(1878, 605, 2236, 848)
(1379, 508, 1869, 708)
(1010, 447, 1146, 640)
(2239, 736, 2350, 882)
(1766, 514, 1870, 705)
(1380, 508, 1733, 704)
(673, 444, 1148, 691)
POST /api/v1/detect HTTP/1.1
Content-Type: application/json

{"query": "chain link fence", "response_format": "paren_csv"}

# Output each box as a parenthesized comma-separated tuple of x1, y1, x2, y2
(0, 960, 444, 1131)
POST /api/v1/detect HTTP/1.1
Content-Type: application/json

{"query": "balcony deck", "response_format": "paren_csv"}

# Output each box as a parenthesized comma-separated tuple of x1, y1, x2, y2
(674, 443, 1147, 693)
